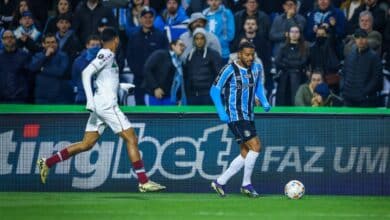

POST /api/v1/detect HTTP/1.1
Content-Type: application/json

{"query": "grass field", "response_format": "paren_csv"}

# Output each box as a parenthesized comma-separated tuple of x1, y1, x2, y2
(1, 193, 390, 220)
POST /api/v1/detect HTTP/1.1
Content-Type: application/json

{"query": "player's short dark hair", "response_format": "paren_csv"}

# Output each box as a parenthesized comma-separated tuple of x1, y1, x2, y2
(100, 27, 118, 43)
(238, 41, 255, 51)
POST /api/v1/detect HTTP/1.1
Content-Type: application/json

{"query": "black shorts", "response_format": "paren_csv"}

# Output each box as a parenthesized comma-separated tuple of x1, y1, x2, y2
(228, 120, 257, 144)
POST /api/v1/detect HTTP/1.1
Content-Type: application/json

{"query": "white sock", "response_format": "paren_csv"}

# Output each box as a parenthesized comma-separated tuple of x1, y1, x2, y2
(217, 155, 245, 185)
(242, 150, 259, 186)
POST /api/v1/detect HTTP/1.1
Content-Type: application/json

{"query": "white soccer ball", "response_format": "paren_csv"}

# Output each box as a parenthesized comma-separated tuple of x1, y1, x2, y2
(284, 180, 305, 199)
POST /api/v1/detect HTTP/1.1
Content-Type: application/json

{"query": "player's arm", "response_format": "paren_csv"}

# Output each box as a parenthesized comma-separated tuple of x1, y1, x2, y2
(82, 64, 98, 112)
(210, 66, 233, 123)
(255, 66, 271, 112)
(82, 50, 114, 112)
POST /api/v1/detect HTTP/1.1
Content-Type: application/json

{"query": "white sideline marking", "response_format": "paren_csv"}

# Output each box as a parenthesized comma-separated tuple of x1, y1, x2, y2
(197, 211, 390, 218)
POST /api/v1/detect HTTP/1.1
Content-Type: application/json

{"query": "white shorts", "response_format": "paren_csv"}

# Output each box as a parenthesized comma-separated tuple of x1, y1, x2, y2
(85, 105, 131, 134)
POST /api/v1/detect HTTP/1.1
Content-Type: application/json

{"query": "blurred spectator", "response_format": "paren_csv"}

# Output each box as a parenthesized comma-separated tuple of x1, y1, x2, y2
(72, 0, 116, 45)
(295, 69, 324, 106)
(234, 0, 270, 41)
(13, 11, 41, 54)
(305, 0, 346, 42)
(308, 25, 340, 92)
(340, 0, 363, 20)
(43, 0, 73, 35)
(55, 14, 82, 66)
(233, 16, 271, 91)
(154, 0, 189, 42)
(0, 0, 17, 29)
(269, 0, 306, 56)
(0, 30, 31, 103)
(183, 28, 222, 105)
(71, 34, 101, 104)
(341, 29, 382, 107)
(203, 0, 235, 63)
(299, 0, 343, 15)
(275, 25, 309, 106)
(126, 7, 169, 105)
(347, 0, 386, 34)
(344, 11, 382, 56)
(117, 0, 146, 37)
(142, 39, 186, 105)
(11, 0, 42, 30)
(28, 33, 71, 104)
(312, 82, 332, 106)
(180, 12, 221, 59)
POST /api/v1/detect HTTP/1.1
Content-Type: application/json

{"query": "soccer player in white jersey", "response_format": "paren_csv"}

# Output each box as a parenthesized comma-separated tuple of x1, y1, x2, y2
(37, 27, 166, 192)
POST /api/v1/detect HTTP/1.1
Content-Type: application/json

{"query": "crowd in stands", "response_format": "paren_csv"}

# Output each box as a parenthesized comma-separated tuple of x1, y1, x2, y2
(1, 0, 390, 107)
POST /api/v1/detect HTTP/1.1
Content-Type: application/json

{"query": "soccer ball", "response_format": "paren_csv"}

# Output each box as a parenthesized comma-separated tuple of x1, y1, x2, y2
(284, 180, 305, 199)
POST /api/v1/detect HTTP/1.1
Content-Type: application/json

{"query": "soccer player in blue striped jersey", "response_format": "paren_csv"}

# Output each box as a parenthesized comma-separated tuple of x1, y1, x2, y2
(210, 41, 270, 198)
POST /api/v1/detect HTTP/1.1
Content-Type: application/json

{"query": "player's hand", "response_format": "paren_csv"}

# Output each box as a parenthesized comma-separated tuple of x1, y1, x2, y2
(218, 112, 229, 123)
(86, 101, 95, 112)
(263, 104, 271, 112)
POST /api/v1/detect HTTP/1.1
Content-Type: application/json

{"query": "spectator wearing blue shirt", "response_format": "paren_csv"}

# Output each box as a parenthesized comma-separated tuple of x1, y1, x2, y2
(0, 30, 31, 103)
(71, 35, 101, 104)
(154, 0, 189, 42)
(28, 33, 71, 104)
(203, 0, 235, 63)
(304, 0, 346, 42)
(13, 11, 42, 54)
(126, 7, 169, 105)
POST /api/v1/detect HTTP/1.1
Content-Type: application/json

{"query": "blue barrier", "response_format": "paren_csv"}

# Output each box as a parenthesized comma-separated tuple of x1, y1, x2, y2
(0, 113, 389, 195)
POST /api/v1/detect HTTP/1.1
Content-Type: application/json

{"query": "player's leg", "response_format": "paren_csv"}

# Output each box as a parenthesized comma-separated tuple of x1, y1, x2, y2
(240, 136, 261, 197)
(119, 128, 166, 192)
(212, 143, 249, 197)
(212, 121, 250, 196)
(37, 131, 100, 184)
(37, 112, 104, 184)
(216, 144, 248, 185)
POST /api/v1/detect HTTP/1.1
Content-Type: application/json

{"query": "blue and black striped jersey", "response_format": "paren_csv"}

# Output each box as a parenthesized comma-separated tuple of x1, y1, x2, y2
(213, 61, 264, 122)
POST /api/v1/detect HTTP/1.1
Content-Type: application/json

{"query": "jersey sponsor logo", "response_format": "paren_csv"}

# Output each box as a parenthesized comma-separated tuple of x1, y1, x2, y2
(97, 53, 113, 65)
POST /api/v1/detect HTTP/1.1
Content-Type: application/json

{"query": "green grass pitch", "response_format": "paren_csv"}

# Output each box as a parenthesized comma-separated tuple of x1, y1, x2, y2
(1, 192, 389, 220)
